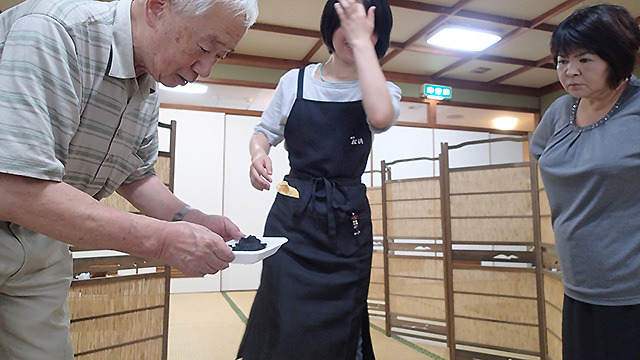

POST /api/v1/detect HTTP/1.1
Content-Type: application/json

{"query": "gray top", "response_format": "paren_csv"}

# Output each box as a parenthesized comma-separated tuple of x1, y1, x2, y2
(255, 63, 402, 146)
(530, 76, 640, 305)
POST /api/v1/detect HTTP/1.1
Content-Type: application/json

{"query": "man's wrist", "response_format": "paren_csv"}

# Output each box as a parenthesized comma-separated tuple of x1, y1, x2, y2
(172, 205, 193, 222)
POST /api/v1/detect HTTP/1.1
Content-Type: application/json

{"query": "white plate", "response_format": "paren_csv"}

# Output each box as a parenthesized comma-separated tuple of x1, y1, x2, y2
(226, 237, 288, 264)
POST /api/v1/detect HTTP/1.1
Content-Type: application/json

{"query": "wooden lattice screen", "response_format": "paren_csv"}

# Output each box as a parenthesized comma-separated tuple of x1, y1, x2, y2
(69, 120, 176, 359)
(367, 136, 562, 360)
(538, 167, 563, 360)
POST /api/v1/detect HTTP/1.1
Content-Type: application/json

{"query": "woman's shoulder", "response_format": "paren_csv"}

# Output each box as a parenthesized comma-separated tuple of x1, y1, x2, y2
(280, 64, 319, 80)
(626, 76, 640, 99)
(546, 93, 575, 115)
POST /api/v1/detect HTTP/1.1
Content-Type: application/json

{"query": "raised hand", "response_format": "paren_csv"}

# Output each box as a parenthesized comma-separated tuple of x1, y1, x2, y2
(334, 0, 376, 46)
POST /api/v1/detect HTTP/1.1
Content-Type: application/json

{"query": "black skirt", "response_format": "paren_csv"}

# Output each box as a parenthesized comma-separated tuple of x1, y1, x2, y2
(237, 178, 375, 360)
(563, 294, 640, 360)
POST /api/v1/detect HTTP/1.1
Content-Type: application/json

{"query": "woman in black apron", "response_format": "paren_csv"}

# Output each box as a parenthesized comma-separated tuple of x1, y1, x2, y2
(239, 1, 399, 359)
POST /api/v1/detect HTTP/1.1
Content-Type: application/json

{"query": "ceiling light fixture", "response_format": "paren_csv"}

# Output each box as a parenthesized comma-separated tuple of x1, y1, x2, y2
(158, 83, 208, 94)
(493, 116, 518, 130)
(427, 26, 502, 52)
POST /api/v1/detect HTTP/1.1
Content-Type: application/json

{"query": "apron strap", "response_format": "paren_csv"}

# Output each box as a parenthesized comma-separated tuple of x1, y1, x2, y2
(296, 67, 305, 99)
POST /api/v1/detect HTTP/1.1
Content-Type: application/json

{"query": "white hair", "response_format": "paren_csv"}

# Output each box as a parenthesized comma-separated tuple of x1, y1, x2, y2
(171, 0, 259, 27)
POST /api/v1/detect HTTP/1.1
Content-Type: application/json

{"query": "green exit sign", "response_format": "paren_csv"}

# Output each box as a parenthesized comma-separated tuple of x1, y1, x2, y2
(421, 84, 452, 100)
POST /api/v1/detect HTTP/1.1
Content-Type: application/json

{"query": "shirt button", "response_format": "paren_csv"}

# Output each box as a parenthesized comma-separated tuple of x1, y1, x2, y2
(107, 155, 114, 162)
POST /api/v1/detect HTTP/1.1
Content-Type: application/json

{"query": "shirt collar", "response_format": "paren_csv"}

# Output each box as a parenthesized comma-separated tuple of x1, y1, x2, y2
(109, 0, 156, 95)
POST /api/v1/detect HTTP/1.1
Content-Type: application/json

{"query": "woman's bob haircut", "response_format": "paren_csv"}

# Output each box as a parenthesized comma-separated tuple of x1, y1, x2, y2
(550, 4, 640, 89)
(320, 0, 393, 60)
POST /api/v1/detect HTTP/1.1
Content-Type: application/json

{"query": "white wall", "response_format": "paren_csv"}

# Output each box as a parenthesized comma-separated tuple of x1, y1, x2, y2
(160, 109, 224, 292)
(366, 127, 525, 184)
(159, 110, 290, 293)
(220, 115, 289, 291)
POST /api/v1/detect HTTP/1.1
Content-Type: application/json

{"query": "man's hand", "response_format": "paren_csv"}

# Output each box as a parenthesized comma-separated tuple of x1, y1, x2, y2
(157, 221, 237, 277)
(184, 211, 245, 241)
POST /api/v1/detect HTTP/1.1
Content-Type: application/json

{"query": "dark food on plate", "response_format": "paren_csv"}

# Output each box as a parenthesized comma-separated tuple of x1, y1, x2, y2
(232, 235, 267, 251)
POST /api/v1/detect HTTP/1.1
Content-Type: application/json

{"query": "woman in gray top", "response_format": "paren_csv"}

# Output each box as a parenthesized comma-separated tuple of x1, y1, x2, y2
(530, 4, 640, 359)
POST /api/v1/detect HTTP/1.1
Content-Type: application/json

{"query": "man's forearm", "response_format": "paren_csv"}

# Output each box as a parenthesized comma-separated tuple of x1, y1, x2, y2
(116, 174, 188, 221)
(0, 172, 163, 257)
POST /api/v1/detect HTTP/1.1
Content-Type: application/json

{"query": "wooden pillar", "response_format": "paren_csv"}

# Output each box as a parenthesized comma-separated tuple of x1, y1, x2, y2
(529, 138, 548, 359)
(380, 160, 391, 336)
(439, 143, 456, 359)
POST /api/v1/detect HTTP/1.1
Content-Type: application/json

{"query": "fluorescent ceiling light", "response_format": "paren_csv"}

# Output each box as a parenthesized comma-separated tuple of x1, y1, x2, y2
(493, 117, 518, 130)
(158, 83, 208, 94)
(427, 27, 502, 52)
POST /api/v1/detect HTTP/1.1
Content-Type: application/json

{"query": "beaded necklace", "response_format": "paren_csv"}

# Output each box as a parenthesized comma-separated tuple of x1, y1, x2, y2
(570, 79, 629, 132)
(318, 62, 359, 85)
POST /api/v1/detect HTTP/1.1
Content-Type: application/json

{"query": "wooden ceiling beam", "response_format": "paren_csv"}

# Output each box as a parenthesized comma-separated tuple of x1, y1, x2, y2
(302, 39, 324, 64)
(488, 67, 532, 85)
(536, 81, 564, 97)
(215, 52, 541, 96)
(429, 26, 527, 80)
(536, 55, 555, 68)
(481, 1, 583, 87)
(435, 77, 539, 97)
(195, 76, 277, 90)
(432, 0, 583, 81)
(400, 44, 555, 69)
(451, 9, 529, 28)
(234, 0, 603, 95)
(221, 53, 304, 70)
(383, 70, 539, 96)
(385, 0, 583, 82)
(379, 48, 403, 66)
(246, 4, 561, 79)
(387, 0, 449, 13)
(380, 0, 473, 65)
(528, 0, 585, 28)
(389, 0, 562, 33)
(249, 23, 320, 38)
(487, 55, 555, 86)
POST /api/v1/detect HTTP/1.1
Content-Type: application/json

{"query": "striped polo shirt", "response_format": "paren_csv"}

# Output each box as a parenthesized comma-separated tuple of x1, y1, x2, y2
(0, 0, 159, 200)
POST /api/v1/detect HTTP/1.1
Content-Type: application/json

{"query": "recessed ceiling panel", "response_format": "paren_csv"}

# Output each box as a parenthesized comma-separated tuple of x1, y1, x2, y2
(484, 29, 553, 61)
(465, 0, 567, 21)
(383, 51, 461, 76)
(443, 59, 521, 82)
(546, 0, 640, 25)
(236, 31, 319, 60)
(389, 7, 442, 43)
(500, 67, 559, 88)
(408, 0, 461, 6)
(255, 0, 324, 31)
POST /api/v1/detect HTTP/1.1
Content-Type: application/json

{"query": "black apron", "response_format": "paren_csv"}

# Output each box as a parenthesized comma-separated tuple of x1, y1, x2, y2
(237, 67, 375, 360)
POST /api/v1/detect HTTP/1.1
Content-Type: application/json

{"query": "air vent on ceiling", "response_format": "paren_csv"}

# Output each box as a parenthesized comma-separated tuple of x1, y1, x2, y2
(471, 67, 491, 74)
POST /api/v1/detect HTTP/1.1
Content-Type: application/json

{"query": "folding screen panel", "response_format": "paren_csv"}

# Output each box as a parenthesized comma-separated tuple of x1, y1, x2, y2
(441, 138, 546, 359)
(69, 121, 176, 359)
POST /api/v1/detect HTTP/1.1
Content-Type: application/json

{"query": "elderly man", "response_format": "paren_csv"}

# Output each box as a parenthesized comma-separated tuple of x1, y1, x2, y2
(0, 0, 258, 358)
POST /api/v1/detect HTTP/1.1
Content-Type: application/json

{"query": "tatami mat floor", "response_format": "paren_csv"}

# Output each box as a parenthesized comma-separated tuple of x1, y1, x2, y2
(168, 291, 449, 360)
